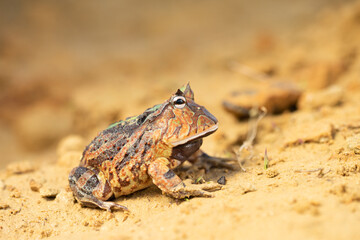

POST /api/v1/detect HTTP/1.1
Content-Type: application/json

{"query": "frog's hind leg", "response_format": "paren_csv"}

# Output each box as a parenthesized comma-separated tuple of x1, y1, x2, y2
(68, 166, 128, 212)
(148, 157, 221, 199)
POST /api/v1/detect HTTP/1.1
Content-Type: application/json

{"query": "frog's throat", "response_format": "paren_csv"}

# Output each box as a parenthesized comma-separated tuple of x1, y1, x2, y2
(171, 124, 218, 147)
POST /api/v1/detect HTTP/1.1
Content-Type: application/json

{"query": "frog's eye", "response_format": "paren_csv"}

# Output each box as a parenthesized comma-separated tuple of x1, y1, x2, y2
(172, 96, 186, 109)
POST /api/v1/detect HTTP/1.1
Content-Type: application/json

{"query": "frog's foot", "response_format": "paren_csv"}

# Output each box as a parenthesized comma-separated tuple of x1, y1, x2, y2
(148, 157, 222, 199)
(68, 166, 128, 212)
(78, 194, 128, 212)
(189, 150, 237, 172)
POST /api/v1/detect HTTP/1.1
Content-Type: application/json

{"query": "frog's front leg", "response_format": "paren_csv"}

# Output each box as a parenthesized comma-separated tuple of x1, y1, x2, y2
(148, 157, 221, 199)
(68, 166, 128, 212)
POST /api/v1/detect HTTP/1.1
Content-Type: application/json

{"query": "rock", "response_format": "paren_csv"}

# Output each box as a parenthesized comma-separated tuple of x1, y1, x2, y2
(29, 179, 43, 192)
(336, 162, 360, 176)
(283, 121, 334, 147)
(55, 189, 75, 207)
(265, 169, 279, 178)
(217, 176, 227, 185)
(223, 82, 301, 119)
(294, 55, 353, 90)
(347, 134, 360, 154)
(40, 188, 60, 198)
(9, 207, 21, 215)
(298, 85, 344, 110)
(7, 185, 21, 198)
(0, 202, 9, 209)
(10, 190, 21, 198)
(239, 183, 256, 194)
(56, 135, 85, 168)
(57, 151, 82, 168)
(56, 135, 85, 157)
(6, 161, 36, 175)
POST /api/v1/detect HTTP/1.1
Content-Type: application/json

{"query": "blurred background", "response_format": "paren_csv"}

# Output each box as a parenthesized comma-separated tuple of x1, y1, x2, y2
(0, 0, 357, 169)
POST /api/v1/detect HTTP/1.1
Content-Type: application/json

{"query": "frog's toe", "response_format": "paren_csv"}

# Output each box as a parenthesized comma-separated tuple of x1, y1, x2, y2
(170, 180, 222, 199)
(185, 189, 214, 198)
(81, 197, 128, 212)
(101, 201, 129, 212)
(171, 187, 213, 198)
(76, 194, 127, 212)
(195, 181, 223, 192)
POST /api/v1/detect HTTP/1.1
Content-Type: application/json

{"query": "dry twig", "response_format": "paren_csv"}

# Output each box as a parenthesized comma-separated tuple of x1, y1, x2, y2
(294, 168, 323, 173)
(235, 107, 267, 171)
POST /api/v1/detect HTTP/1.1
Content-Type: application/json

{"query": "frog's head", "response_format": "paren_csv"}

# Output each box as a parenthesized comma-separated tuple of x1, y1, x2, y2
(160, 83, 218, 147)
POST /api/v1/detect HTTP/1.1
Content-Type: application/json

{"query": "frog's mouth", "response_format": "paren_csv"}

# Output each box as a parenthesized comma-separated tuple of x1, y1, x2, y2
(171, 124, 218, 147)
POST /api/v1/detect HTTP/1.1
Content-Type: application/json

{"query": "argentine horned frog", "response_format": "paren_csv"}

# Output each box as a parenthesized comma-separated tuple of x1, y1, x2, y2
(69, 84, 231, 211)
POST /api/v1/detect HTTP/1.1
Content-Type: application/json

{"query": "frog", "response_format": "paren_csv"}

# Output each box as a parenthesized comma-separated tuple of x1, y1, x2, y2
(68, 83, 233, 211)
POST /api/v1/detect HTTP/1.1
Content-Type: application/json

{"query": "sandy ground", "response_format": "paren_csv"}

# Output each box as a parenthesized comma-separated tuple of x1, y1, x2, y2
(1, 0, 360, 239)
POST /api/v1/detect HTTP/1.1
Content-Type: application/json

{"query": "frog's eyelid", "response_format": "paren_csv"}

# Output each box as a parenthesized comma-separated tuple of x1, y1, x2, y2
(172, 96, 186, 109)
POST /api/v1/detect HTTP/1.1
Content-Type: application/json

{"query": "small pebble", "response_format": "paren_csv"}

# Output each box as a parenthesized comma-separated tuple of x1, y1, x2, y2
(10, 190, 21, 198)
(223, 82, 301, 118)
(295, 61, 346, 90)
(56, 135, 85, 157)
(40, 188, 60, 198)
(239, 183, 256, 194)
(6, 161, 36, 175)
(9, 208, 21, 215)
(265, 169, 279, 178)
(217, 176, 227, 185)
(347, 134, 360, 154)
(55, 189, 75, 206)
(29, 179, 43, 192)
(57, 151, 82, 168)
(6, 185, 21, 198)
(298, 85, 344, 110)
(0, 203, 9, 209)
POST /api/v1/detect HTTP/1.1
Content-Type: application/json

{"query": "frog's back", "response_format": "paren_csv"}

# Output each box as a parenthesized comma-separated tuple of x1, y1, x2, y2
(80, 104, 164, 169)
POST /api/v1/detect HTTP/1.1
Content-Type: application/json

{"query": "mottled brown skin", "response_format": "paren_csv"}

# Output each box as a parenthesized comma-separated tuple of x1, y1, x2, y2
(69, 84, 230, 211)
